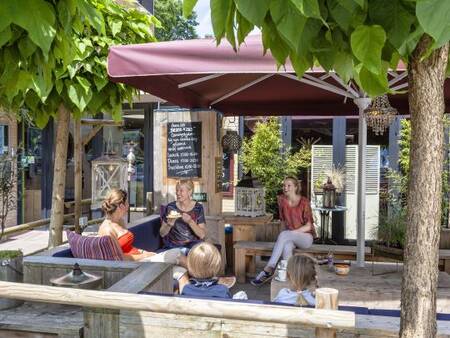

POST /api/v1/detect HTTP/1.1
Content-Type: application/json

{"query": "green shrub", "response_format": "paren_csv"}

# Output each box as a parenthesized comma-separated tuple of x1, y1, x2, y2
(241, 118, 311, 214)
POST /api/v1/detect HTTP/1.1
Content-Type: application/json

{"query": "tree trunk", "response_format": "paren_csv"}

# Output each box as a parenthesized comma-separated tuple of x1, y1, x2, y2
(48, 104, 70, 248)
(400, 36, 449, 338)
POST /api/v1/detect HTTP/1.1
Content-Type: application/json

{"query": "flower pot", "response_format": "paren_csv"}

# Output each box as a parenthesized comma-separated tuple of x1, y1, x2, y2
(0, 252, 24, 310)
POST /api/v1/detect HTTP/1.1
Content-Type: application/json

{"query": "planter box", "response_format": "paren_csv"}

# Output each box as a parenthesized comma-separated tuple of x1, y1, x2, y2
(372, 244, 404, 261)
(0, 254, 23, 310)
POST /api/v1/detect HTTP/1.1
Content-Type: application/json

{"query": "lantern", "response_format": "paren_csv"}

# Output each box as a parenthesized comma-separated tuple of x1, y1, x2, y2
(235, 172, 265, 217)
(50, 263, 103, 289)
(91, 153, 127, 210)
(322, 177, 336, 208)
(222, 130, 242, 154)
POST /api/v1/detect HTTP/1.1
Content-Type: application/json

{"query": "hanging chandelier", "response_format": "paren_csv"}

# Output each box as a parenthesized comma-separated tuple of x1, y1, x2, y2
(364, 94, 398, 135)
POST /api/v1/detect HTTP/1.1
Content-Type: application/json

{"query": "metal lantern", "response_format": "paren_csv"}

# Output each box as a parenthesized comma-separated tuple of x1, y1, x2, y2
(222, 130, 242, 154)
(50, 263, 102, 289)
(322, 177, 336, 208)
(364, 94, 398, 135)
(91, 153, 127, 210)
(235, 171, 265, 217)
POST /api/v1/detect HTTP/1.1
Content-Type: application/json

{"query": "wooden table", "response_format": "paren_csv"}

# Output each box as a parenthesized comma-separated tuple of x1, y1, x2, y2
(222, 213, 273, 274)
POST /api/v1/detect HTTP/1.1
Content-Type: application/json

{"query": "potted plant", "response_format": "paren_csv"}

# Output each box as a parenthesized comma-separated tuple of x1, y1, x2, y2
(0, 153, 23, 310)
(372, 208, 407, 261)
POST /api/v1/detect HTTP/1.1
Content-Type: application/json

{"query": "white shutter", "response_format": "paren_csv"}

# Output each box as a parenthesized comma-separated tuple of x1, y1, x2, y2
(311, 145, 332, 189)
(345, 145, 357, 194)
(365, 146, 380, 195)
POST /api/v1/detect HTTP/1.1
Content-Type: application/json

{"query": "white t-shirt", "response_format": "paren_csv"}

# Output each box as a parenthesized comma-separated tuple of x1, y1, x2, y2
(273, 288, 316, 306)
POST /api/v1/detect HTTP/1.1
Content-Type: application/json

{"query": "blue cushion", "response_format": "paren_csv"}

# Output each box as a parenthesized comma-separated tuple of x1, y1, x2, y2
(129, 216, 162, 252)
(369, 309, 450, 321)
(52, 248, 73, 258)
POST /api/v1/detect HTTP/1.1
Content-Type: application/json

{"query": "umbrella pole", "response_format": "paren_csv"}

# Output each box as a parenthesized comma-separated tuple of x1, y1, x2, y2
(354, 98, 371, 267)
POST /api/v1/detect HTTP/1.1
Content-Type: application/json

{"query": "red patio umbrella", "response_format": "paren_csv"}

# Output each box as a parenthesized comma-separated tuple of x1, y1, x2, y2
(107, 35, 417, 116)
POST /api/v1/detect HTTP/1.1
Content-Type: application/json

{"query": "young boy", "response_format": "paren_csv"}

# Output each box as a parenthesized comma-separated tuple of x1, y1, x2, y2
(181, 242, 231, 299)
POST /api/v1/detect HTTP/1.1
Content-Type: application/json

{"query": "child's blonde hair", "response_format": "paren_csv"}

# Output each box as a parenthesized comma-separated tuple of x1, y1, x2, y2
(286, 254, 318, 291)
(187, 242, 221, 279)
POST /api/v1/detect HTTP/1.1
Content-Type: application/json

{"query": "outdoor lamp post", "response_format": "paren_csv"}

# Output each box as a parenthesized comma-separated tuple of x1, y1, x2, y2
(126, 145, 136, 223)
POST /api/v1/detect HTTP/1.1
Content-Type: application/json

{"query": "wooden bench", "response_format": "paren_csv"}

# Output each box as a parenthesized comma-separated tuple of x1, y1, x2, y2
(234, 241, 371, 283)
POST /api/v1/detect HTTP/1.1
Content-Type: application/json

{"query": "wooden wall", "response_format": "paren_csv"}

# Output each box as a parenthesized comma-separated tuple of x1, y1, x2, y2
(154, 109, 223, 216)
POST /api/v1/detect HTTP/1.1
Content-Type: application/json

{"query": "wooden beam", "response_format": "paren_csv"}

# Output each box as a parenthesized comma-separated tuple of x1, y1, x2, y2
(64, 198, 91, 209)
(82, 125, 102, 147)
(81, 118, 124, 127)
(3, 214, 74, 236)
(74, 119, 82, 234)
(315, 288, 339, 338)
(0, 281, 355, 330)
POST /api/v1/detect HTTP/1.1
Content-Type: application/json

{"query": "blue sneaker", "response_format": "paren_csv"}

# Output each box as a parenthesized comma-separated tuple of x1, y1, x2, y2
(250, 270, 274, 287)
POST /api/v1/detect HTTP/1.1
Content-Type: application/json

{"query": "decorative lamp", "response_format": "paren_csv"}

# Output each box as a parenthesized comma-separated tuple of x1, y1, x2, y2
(364, 94, 398, 135)
(322, 177, 336, 208)
(91, 153, 127, 210)
(235, 171, 265, 217)
(50, 263, 103, 289)
(222, 130, 242, 154)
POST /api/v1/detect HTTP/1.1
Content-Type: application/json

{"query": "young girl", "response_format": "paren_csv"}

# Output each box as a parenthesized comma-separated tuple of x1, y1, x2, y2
(251, 176, 315, 286)
(273, 254, 317, 306)
(181, 242, 231, 299)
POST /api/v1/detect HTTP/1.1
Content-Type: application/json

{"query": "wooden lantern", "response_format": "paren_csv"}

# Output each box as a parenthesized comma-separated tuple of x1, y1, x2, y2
(91, 154, 127, 210)
(235, 172, 265, 217)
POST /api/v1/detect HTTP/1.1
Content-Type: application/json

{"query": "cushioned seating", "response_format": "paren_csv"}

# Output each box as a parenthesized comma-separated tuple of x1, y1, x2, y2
(54, 215, 162, 259)
(67, 231, 124, 261)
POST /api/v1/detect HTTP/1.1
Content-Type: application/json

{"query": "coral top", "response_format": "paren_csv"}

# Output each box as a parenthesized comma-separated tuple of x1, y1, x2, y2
(277, 195, 316, 237)
(117, 231, 140, 255)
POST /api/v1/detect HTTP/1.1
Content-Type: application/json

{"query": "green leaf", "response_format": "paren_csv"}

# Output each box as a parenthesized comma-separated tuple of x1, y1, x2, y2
(94, 75, 108, 91)
(368, 0, 414, 50)
(357, 65, 388, 97)
(327, 0, 361, 32)
(235, 0, 271, 26)
(183, 0, 198, 17)
(236, 11, 254, 45)
(225, 2, 236, 50)
(333, 51, 354, 83)
(3, 0, 56, 55)
(270, 1, 321, 57)
(289, 51, 313, 77)
(18, 37, 37, 59)
(76, 76, 91, 93)
(417, 0, 450, 47)
(77, 0, 105, 35)
(107, 17, 122, 37)
(0, 27, 12, 49)
(211, 0, 231, 40)
(33, 109, 50, 129)
(289, 0, 321, 19)
(398, 25, 424, 57)
(351, 25, 386, 74)
(67, 83, 92, 112)
(55, 79, 64, 95)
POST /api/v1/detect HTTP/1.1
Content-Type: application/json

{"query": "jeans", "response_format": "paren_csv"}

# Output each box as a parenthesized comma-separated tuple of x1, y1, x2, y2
(267, 230, 313, 268)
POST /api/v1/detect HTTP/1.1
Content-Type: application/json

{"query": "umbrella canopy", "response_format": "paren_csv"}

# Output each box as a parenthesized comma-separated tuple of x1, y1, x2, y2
(108, 35, 415, 116)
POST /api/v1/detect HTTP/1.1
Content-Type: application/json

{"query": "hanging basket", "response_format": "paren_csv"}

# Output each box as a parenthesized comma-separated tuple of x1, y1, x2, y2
(222, 130, 242, 153)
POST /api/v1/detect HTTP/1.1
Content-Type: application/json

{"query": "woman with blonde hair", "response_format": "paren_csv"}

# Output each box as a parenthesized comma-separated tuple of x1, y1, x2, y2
(251, 176, 316, 286)
(98, 189, 181, 264)
(160, 179, 207, 253)
(181, 242, 231, 299)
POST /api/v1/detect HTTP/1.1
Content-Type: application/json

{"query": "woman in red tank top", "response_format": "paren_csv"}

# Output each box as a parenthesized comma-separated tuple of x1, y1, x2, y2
(251, 177, 315, 287)
(98, 189, 155, 260)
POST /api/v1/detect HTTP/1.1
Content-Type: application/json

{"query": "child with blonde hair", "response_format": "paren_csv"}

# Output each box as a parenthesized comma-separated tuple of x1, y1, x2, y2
(273, 254, 317, 306)
(181, 242, 231, 299)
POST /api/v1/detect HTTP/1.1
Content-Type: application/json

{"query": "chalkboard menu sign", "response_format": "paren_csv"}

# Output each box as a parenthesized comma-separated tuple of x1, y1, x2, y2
(167, 122, 202, 178)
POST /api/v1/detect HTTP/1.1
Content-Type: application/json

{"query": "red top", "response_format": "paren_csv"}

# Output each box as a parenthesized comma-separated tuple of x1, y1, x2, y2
(277, 195, 316, 237)
(117, 231, 140, 255)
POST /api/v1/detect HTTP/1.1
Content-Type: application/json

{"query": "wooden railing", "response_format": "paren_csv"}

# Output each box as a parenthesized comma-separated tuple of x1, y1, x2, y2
(0, 281, 355, 338)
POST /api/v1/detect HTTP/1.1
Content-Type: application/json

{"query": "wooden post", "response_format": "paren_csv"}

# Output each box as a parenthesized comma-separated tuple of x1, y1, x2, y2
(315, 288, 339, 338)
(74, 119, 82, 234)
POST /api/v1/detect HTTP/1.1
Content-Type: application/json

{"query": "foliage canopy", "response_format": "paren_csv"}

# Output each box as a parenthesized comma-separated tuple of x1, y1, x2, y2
(155, 0, 199, 41)
(183, 0, 450, 96)
(0, 0, 158, 128)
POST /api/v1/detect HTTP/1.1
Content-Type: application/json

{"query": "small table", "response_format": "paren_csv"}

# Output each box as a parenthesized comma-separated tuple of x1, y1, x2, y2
(312, 206, 347, 244)
(222, 212, 273, 275)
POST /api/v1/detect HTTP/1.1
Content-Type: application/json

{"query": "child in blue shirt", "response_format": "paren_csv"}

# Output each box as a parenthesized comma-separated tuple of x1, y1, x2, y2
(273, 254, 317, 306)
(181, 242, 231, 299)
